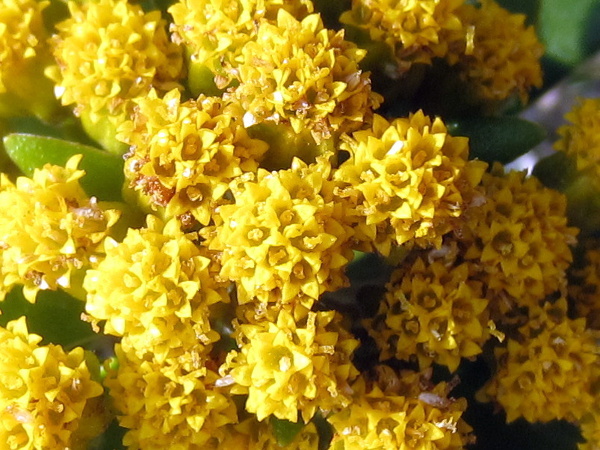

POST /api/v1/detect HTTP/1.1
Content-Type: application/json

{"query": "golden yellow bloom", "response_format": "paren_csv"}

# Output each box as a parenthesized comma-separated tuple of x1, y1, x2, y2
(119, 89, 267, 226)
(462, 165, 577, 323)
(368, 256, 491, 372)
(207, 155, 354, 307)
(0, 156, 120, 303)
(228, 10, 381, 142)
(340, 0, 466, 73)
(0, 0, 47, 92)
(569, 247, 600, 329)
(452, 0, 543, 104)
(170, 0, 314, 91)
(333, 111, 487, 254)
(328, 372, 472, 449)
(0, 317, 105, 450)
(105, 342, 238, 449)
(49, 0, 183, 148)
(220, 307, 359, 423)
(483, 299, 598, 423)
(556, 97, 600, 178)
(84, 215, 227, 361)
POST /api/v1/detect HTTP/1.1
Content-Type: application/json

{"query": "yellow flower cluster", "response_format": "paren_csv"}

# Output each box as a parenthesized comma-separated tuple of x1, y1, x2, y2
(369, 256, 490, 371)
(49, 0, 183, 136)
(169, 0, 313, 90)
(221, 308, 359, 423)
(334, 111, 487, 253)
(340, 0, 466, 72)
(0, 0, 47, 93)
(0, 156, 120, 302)
(483, 299, 598, 423)
(569, 247, 600, 330)
(118, 89, 267, 225)
(0, 317, 105, 450)
(453, 0, 544, 103)
(84, 215, 226, 360)
(105, 343, 238, 449)
(556, 97, 600, 179)
(207, 156, 354, 307)
(328, 370, 472, 449)
(462, 165, 578, 323)
(227, 10, 381, 141)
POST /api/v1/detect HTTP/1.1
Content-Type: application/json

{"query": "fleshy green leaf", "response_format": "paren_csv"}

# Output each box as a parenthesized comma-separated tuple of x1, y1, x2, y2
(270, 416, 305, 447)
(3, 133, 125, 201)
(447, 117, 546, 164)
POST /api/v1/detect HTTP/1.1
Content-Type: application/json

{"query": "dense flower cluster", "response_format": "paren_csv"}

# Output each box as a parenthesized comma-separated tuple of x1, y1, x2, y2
(369, 256, 490, 371)
(328, 370, 472, 449)
(2, 0, 595, 448)
(0, 0, 47, 94)
(334, 111, 487, 253)
(0, 156, 120, 302)
(0, 317, 105, 449)
(483, 299, 598, 423)
(48, 0, 184, 150)
(221, 307, 359, 422)
(556, 97, 600, 179)
(118, 89, 267, 225)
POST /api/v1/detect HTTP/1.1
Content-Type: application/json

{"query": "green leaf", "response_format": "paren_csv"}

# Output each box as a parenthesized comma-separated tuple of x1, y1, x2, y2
(0, 287, 95, 348)
(270, 416, 305, 447)
(447, 117, 546, 164)
(532, 151, 577, 191)
(3, 133, 125, 201)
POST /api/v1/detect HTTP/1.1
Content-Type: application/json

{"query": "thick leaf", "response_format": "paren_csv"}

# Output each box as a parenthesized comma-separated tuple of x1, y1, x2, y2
(532, 151, 577, 191)
(270, 416, 305, 447)
(447, 117, 546, 164)
(3, 133, 124, 201)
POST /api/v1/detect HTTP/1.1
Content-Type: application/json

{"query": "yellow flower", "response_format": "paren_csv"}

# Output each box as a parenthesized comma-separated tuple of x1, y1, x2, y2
(0, 0, 46, 93)
(169, 0, 314, 91)
(0, 317, 105, 450)
(556, 97, 600, 178)
(207, 155, 354, 307)
(119, 89, 267, 226)
(220, 307, 359, 423)
(578, 362, 600, 449)
(463, 165, 578, 324)
(0, 156, 121, 303)
(368, 256, 491, 372)
(49, 0, 184, 149)
(227, 10, 381, 142)
(483, 299, 598, 423)
(328, 371, 472, 450)
(569, 247, 600, 329)
(0, 0, 57, 119)
(84, 215, 226, 361)
(105, 342, 238, 449)
(333, 111, 487, 254)
(340, 0, 466, 73)
(451, 0, 543, 104)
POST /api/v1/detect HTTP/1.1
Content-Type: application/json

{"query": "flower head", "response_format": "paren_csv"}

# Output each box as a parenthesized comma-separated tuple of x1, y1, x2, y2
(106, 342, 238, 449)
(555, 97, 600, 178)
(220, 308, 359, 423)
(340, 0, 466, 73)
(328, 370, 472, 449)
(0, 317, 105, 449)
(0, 156, 120, 302)
(49, 0, 183, 126)
(569, 247, 600, 329)
(229, 10, 381, 141)
(84, 215, 227, 361)
(0, 0, 47, 93)
(452, 0, 544, 104)
(334, 111, 487, 253)
(369, 256, 491, 372)
(483, 299, 598, 423)
(207, 155, 354, 307)
(120, 89, 267, 225)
